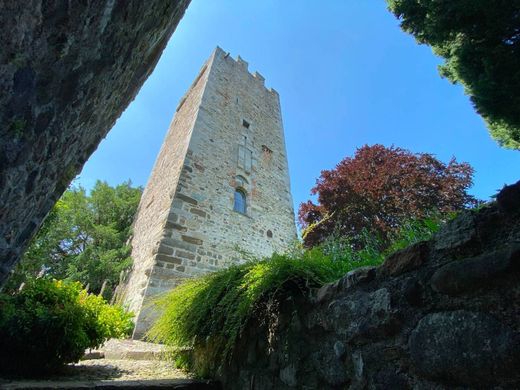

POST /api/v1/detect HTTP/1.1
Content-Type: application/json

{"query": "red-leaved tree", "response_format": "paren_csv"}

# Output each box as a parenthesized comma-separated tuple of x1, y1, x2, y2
(298, 144, 477, 248)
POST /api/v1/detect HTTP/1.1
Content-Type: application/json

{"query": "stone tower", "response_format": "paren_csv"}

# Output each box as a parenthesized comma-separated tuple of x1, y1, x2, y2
(121, 47, 297, 338)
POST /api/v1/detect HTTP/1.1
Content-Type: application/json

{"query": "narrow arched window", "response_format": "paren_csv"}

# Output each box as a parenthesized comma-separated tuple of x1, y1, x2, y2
(234, 189, 247, 214)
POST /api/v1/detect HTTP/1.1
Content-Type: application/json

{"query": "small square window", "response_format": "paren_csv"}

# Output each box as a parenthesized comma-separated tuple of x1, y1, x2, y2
(242, 119, 250, 129)
(262, 145, 272, 154)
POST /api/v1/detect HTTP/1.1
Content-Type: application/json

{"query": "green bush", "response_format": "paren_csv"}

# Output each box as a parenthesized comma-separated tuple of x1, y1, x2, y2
(147, 216, 441, 377)
(0, 278, 133, 375)
(147, 250, 354, 376)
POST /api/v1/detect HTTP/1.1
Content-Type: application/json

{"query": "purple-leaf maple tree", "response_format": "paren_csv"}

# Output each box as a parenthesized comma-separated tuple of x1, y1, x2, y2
(298, 144, 477, 248)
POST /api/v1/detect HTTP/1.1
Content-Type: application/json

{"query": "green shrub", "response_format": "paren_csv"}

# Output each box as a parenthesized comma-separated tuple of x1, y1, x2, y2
(0, 278, 133, 375)
(147, 250, 354, 376)
(147, 216, 442, 377)
(318, 214, 442, 266)
(383, 215, 442, 254)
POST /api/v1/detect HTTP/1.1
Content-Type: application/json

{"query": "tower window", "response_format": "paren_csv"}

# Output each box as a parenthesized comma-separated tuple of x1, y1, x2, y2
(242, 119, 250, 129)
(262, 145, 272, 154)
(234, 188, 247, 214)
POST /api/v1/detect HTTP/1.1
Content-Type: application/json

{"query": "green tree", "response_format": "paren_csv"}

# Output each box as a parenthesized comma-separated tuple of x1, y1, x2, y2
(5, 181, 142, 298)
(387, 0, 520, 149)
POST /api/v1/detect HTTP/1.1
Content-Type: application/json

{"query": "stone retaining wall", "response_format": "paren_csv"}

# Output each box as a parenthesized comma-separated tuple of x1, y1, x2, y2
(218, 181, 520, 389)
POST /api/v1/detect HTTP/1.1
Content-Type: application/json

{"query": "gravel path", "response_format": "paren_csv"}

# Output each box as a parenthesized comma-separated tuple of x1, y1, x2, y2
(65, 358, 189, 381)
(0, 340, 201, 389)
(0, 359, 199, 389)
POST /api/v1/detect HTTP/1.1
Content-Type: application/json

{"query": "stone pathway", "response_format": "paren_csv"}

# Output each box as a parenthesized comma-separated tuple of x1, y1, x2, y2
(84, 339, 171, 360)
(0, 340, 219, 389)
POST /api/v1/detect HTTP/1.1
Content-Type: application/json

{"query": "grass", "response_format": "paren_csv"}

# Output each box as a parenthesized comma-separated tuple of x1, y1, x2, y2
(146, 216, 441, 377)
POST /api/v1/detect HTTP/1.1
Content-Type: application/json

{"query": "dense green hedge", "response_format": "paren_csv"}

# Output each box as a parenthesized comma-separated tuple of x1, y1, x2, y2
(0, 278, 133, 375)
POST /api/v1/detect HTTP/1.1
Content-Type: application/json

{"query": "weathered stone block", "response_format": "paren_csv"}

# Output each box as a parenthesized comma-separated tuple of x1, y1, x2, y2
(409, 310, 520, 385)
(340, 265, 376, 289)
(433, 211, 477, 251)
(430, 245, 520, 295)
(176, 249, 196, 260)
(329, 288, 398, 340)
(182, 235, 203, 245)
(315, 266, 375, 304)
(166, 222, 187, 232)
(155, 254, 182, 265)
(176, 193, 198, 205)
(162, 237, 197, 252)
(190, 208, 207, 218)
(381, 241, 428, 276)
(156, 245, 174, 255)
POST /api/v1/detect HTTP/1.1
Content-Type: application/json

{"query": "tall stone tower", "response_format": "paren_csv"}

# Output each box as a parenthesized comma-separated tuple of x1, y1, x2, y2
(121, 47, 296, 338)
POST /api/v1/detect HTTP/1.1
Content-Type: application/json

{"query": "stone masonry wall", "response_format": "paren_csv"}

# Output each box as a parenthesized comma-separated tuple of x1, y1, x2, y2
(0, 0, 190, 287)
(121, 48, 297, 338)
(218, 181, 520, 389)
(120, 51, 213, 328)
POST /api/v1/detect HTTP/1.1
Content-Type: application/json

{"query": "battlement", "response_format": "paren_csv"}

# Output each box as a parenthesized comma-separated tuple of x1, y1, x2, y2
(236, 55, 248, 70)
(214, 46, 278, 95)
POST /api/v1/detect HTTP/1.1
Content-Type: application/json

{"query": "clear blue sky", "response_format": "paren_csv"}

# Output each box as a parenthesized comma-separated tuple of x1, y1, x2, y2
(78, 0, 520, 213)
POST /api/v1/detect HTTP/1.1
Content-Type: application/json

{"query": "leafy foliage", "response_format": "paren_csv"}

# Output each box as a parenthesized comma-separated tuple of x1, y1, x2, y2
(320, 214, 442, 266)
(298, 144, 476, 248)
(147, 251, 352, 376)
(0, 278, 133, 375)
(5, 181, 142, 299)
(387, 0, 520, 149)
(146, 217, 440, 377)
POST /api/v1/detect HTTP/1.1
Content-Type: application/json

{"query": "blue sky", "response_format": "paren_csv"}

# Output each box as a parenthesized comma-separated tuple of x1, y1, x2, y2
(78, 0, 520, 212)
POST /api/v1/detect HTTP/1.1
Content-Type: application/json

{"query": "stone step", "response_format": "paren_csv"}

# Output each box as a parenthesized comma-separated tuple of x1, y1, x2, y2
(83, 350, 168, 361)
(83, 339, 172, 361)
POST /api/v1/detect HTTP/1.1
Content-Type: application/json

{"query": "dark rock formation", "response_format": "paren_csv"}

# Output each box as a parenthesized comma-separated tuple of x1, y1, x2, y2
(409, 310, 519, 386)
(0, 0, 190, 286)
(219, 180, 520, 389)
